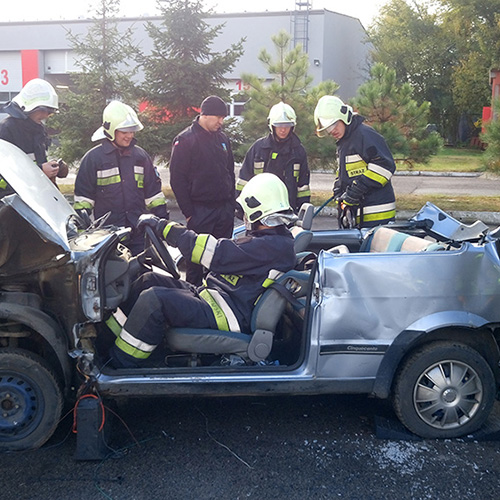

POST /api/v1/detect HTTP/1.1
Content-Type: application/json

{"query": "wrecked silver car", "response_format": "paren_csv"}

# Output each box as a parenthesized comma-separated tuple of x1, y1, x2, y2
(1, 138, 500, 453)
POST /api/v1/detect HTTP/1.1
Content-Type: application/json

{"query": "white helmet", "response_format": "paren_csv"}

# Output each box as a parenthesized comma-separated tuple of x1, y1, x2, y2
(236, 173, 294, 226)
(268, 102, 297, 132)
(314, 95, 353, 137)
(12, 78, 58, 114)
(92, 100, 144, 142)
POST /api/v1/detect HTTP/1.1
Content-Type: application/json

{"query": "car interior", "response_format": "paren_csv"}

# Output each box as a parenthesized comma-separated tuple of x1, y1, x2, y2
(97, 205, 317, 371)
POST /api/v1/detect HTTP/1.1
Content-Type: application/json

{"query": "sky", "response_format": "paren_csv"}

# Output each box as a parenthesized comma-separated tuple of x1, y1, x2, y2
(4, 0, 387, 28)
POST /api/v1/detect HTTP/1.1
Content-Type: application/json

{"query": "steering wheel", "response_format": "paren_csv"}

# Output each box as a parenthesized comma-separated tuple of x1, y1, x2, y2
(143, 226, 180, 279)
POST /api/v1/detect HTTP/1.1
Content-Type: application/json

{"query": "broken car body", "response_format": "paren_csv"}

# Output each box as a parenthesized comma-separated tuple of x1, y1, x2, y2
(1, 139, 500, 452)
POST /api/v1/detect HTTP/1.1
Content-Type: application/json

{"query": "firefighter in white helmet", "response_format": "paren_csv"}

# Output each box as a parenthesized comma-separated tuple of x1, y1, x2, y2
(0, 78, 68, 192)
(314, 95, 396, 228)
(108, 173, 297, 368)
(236, 101, 310, 213)
(74, 100, 168, 255)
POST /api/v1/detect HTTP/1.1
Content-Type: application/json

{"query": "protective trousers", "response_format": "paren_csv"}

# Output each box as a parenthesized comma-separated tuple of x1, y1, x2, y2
(110, 273, 218, 367)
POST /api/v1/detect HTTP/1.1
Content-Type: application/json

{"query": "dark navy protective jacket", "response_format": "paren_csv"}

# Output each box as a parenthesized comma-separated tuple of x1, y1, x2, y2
(176, 224, 296, 334)
(237, 132, 310, 212)
(0, 103, 51, 195)
(170, 117, 235, 219)
(0, 115, 50, 167)
(336, 114, 396, 226)
(74, 138, 168, 227)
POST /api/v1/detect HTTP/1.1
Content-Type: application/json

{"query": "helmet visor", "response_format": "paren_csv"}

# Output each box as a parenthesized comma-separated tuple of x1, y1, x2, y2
(316, 118, 338, 138)
(261, 211, 298, 227)
(116, 125, 142, 133)
(272, 121, 294, 128)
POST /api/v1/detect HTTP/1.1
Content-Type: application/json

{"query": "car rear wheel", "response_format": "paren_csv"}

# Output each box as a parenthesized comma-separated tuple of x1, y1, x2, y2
(393, 342, 496, 439)
(0, 349, 63, 451)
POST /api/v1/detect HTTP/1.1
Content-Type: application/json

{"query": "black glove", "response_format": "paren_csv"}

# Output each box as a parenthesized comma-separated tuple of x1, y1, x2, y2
(333, 178, 342, 200)
(338, 204, 357, 229)
(137, 214, 168, 237)
(340, 180, 365, 207)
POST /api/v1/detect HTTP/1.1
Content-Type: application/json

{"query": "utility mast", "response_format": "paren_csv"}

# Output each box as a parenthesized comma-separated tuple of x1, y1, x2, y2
(292, 0, 312, 52)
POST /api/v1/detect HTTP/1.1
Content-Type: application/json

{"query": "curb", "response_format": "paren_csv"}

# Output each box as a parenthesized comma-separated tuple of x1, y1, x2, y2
(312, 169, 485, 178)
(394, 171, 482, 177)
(315, 206, 500, 225)
(158, 199, 500, 226)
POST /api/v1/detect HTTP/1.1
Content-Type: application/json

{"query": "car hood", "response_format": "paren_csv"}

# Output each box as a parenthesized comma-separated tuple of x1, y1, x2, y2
(0, 139, 76, 251)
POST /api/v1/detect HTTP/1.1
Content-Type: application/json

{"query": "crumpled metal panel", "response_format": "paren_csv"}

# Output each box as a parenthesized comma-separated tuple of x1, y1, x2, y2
(313, 241, 500, 378)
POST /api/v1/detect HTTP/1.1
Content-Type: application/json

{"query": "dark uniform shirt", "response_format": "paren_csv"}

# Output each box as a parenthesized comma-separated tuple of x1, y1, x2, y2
(170, 117, 235, 219)
(237, 132, 310, 212)
(336, 114, 396, 226)
(74, 138, 167, 227)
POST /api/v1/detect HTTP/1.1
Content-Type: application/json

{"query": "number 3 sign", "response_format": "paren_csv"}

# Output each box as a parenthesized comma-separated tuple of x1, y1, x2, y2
(1, 69, 8, 85)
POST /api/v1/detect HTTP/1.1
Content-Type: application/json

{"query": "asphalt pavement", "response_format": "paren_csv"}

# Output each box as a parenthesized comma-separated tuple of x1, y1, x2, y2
(3, 395, 500, 499)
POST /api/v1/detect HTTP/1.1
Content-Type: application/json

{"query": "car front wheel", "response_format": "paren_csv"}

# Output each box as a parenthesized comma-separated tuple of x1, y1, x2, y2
(0, 349, 63, 451)
(393, 342, 496, 439)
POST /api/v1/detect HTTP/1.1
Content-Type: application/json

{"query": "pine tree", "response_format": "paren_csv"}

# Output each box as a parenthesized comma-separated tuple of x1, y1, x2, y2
(352, 63, 442, 166)
(51, 0, 140, 163)
(240, 30, 339, 169)
(138, 0, 244, 160)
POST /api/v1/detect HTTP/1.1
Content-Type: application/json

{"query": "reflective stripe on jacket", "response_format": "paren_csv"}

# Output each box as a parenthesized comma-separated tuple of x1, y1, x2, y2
(237, 132, 310, 212)
(176, 225, 297, 334)
(74, 138, 167, 227)
(336, 115, 396, 226)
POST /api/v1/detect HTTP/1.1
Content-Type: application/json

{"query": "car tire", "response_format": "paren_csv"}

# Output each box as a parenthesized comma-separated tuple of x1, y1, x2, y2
(0, 348, 63, 451)
(393, 341, 496, 439)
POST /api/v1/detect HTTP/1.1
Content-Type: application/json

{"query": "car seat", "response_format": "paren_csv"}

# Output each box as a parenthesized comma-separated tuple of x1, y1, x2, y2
(166, 269, 310, 363)
(290, 203, 314, 253)
(361, 226, 445, 252)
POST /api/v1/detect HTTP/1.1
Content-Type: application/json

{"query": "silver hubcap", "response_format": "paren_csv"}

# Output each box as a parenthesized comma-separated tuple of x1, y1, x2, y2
(413, 360, 483, 429)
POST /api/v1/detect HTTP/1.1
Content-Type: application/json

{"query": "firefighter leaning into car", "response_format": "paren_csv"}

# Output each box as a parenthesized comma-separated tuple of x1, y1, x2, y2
(314, 95, 396, 228)
(108, 173, 297, 368)
(74, 100, 168, 256)
(0, 78, 68, 195)
(236, 101, 310, 213)
(170, 95, 236, 287)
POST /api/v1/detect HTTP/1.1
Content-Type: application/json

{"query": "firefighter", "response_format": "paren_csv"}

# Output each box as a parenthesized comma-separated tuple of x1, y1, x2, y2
(314, 95, 396, 228)
(74, 100, 168, 255)
(0, 78, 67, 193)
(236, 101, 310, 213)
(108, 173, 297, 368)
(170, 95, 236, 286)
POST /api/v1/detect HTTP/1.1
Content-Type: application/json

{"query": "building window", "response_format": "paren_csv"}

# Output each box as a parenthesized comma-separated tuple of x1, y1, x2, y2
(0, 91, 13, 103)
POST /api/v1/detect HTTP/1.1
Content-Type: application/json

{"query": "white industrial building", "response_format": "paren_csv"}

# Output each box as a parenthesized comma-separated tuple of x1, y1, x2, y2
(0, 5, 372, 116)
